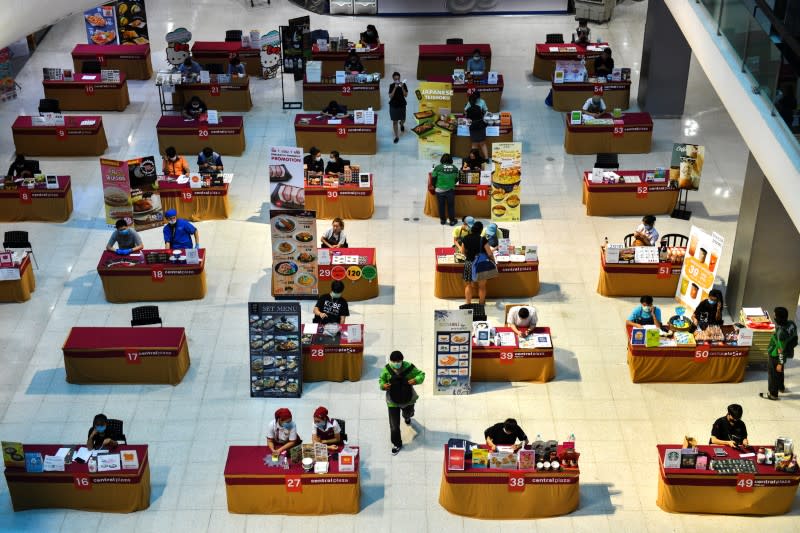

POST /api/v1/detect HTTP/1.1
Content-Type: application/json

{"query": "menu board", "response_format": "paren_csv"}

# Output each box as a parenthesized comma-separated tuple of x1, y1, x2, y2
(270, 210, 319, 297)
(676, 225, 724, 311)
(434, 309, 473, 395)
(114, 1, 149, 45)
(84, 4, 118, 46)
(669, 143, 705, 191)
(268, 146, 305, 209)
(128, 155, 163, 232)
(100, 158, 132, 225)
(490, 142, 522, 222)
(249, 302, 302, 398)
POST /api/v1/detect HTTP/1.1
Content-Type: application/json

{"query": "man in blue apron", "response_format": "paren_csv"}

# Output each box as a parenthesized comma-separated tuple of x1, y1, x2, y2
(162, 209, 199, 250)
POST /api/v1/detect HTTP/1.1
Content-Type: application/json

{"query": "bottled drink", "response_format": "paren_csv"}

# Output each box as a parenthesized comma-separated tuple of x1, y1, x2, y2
(88, 456, 97, 473)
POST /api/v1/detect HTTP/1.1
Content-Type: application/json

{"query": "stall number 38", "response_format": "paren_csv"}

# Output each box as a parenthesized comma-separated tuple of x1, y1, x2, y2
(508, 475, 525, 491)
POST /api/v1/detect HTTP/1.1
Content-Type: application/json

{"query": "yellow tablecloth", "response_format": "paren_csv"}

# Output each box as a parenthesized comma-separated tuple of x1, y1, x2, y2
(439, 462, 579, 519)
(302, 344, 363, 382)
(551, 81, 631, 111)
(304, 190, 374, 220)
(43, 79, 130, 111)
(597, 253, 681, 298)
(97, 250, 207, 303)
(582, 175, 678, 216)
(434, 258, 540, 299)
(0, 257, 35, 303)
(563, 112, 653, 155)
(303, 82, 382, 111)
(472, 346, 554, 382)
(627, 343, 749, 383)
(318, 278, 378, 302)
(423, 187, 491, 219)
(173, 80, 253, 112)
(159, 185, 230, 222)
(0, 189, 73, 222)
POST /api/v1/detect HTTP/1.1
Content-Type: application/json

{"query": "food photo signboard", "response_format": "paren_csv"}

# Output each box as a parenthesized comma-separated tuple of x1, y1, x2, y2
(675, 225, 723, 311)
(270, 209, 319, 297)
(434, 309, 473, 395)
(114, 1, 149, 46)
(268, 145, 305, 210)
(84, 4, 118, 46)
(100, 158, 132, 225)
(490, 142, 522, 222)
(128, 155, 163, 232)
(249, 302, 303, 398)
(668, 143, 705, 191)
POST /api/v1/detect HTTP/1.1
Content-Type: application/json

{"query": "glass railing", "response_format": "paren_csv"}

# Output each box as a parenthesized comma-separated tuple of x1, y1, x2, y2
(699, 0, 799, 146)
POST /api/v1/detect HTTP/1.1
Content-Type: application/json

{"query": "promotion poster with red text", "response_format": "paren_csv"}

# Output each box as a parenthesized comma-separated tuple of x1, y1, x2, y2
(270, 209, 318, 297)
(675, 225, 723, 311)
(268, 145, 305, 209)
(100, 158, 132, 224)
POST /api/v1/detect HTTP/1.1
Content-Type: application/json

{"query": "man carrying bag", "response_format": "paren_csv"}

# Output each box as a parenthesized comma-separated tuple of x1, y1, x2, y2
(379, 350, 425, 455)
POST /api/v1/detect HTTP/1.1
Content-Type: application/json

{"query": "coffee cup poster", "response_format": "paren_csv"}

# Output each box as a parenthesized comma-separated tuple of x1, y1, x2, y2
(668, 143, 705, 191)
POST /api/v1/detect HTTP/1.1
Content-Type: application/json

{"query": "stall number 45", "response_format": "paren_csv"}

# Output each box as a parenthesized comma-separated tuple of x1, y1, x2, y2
(508, 475, 525, 491)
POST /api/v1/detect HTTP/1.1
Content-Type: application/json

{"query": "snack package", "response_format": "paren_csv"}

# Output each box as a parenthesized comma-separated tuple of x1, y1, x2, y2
(471, 448, 489, 468)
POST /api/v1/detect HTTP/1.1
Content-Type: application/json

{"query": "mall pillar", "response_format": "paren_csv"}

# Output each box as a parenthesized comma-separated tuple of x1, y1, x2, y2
(637, 0, 692, 118)
(727, 152, 800, 320)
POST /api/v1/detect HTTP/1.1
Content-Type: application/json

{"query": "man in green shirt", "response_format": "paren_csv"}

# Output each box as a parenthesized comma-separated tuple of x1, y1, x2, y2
(431, 153, 459, 226)
(761, 307, 797, 400)
(379, 351, 425, 455)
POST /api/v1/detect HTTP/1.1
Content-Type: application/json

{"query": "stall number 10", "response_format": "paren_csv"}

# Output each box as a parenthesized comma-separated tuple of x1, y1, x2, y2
(508, 475, 525, 491)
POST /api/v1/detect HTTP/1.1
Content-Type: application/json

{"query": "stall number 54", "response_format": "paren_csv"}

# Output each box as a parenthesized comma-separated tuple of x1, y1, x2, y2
(508, 475, 525, 491)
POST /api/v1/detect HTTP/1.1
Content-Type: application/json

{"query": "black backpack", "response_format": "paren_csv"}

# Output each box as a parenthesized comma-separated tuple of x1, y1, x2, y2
(386, 363, 416, 404)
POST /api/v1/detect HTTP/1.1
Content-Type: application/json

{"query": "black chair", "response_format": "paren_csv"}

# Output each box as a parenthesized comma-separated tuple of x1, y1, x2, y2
(334, 418, 348, 443)
(660, 233, 689, 248)
(38, 98, 61, 114)
(106, 419, 127, 444)
(623, 233, 635, 247)
(81, 60, 102, 74)
(459, 303, 487, 322)
(498, 228, 510, 239)
(594, 153, 619, 169)
(446, 38, 464, 45)
(545, 34, 564, 44)
(131, 305, 163, 327)
(225, 30, 243, 42)
(206, 63, 224, 75)
(3, 231, 38, 269)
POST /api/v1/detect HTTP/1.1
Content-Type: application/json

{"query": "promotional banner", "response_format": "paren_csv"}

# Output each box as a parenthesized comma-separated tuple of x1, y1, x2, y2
(490, 142, 522, 222)
(317, 248, 378, 287)
(270, 209, 319, 297)
(100, 158, 132, 224)
(260, 30, 281, 79)
(114, 0, 149, 45)
(128, 156, 163, 232)
(668, 143, 705, 191)
(415, 81, 453, 160)
(378, 0, 566, 15)
(434, 309, 473, 395)
(0, 48, 18, 103)
(675, 225, 724, 311)
(268, 146, 305, 209)
(84, 4, 118, 45)
(248, 302, 303, 398)
(165, 28, 193, 68)
(282, 16, 310, 78)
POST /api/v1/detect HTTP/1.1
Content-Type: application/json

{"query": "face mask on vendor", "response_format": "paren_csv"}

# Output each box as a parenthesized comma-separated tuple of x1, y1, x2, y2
(315, 421, 327, 430)
(473, 55, 480, 61)
(707, 299, 717, 306)
(280, 419, 293, 429)
(168, 217, 177, 225)
(331, 291, 342, 299)
(119, 229, 130, 235)
(316, 156, 322, 162)
(95, 425, 106, 433)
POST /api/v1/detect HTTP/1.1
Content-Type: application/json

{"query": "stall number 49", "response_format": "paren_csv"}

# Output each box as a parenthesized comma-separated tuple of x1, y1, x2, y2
(736, 474, 754, 492)
(508, 475, 525, 491)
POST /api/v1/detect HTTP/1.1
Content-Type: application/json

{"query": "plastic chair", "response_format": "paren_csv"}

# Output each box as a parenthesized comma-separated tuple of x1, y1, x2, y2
(131, 305, 163, 327)
(545, 34, 564, 44)
(225, 30, 243, 42)
(498, 228, 510, 239)
(334, 418, 348, 443)
(206, 63, 224, 75)
(3, 231, 38, 269)
(623, 233, 635, 247)
(38, 98, 61, 114)
(459, 303, 486, 322)
(106, 419, 127, 444)
(660, 233, 689, 248)
(82, 60, 102, 74)
(446, 38, 464, 45)
(593, 153, 619, 169)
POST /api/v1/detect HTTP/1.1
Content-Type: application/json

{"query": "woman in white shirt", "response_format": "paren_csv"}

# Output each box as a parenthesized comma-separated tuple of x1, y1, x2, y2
(266, 408, 300, 453)
(312, 406, 343, 450)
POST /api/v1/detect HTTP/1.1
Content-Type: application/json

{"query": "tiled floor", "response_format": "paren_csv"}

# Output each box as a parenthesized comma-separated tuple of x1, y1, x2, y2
(0, 1, 798, 531)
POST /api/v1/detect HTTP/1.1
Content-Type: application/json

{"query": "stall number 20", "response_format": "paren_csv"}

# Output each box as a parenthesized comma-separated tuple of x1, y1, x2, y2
(508, 475, 525, 491)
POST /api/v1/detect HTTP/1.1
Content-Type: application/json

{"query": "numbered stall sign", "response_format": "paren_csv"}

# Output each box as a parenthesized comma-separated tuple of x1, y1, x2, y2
(198, 126, 209, 138)
(96, 55, 106, 65)
(736, 473, 755, 492)
(181, 191, 194, 202)
(84, 85, 95, 96)
(636, 185, 648, 199)
(341, 84, 352, 96)
(508, 473, 526, 492)
(326, 190, 339, 201)
(125, 350, 142, 365)
(285, 475, 303, 493)
(336, 127, 348, 138)
(210, 84, 221, 96)
(18, 189, 32, 204)
(612, 121, 624, 137)
(55, 127, 68, 140)
(476, 185, 488, 200)
(656, 263, 672, 279)
(455, 55, 464, 64)
(694, 348, 710, 362)
(74, 474, 92, 490)
(310, 346, 325, 361)
(151, 266, 166, 283)
(499, 351, 514, 365)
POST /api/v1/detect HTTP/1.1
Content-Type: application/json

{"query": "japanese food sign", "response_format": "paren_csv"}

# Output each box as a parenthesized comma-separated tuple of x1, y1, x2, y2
(490, 142, 522, 222)
(434, 309, 473, 395)
(270, 209, 319, 297)
(249, 302, 303, 398)
(675, 225, 723, 311)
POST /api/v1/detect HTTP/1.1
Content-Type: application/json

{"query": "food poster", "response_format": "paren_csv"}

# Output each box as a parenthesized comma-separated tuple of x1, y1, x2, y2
(668, 143, 705, 190)
(128, 156, 163, 231)
(100, 158, 132, 225)
(270, 209, 319, 297)
(268, 146, 305, 209)
(249, 302, 303, 398)
(114, 1, 149, 45)
(675, 225, 724, 311)
(490, 142, 522, 222)
(84, 4, 118, 45)
(434, 309, 473, 395)
(415, 81, 453, 161)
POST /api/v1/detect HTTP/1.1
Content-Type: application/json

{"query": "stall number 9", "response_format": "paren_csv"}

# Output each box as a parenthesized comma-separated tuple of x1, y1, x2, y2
(508, 475, 525, 491)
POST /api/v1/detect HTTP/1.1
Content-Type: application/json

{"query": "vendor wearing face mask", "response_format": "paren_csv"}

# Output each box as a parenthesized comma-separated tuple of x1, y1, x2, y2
(632, 214, 659, 246)
(87, 413, 119, 450)
(466, 49, 486, 74)
(162, 209, 199, 250)
(313, 280, 350, 324)
(267, 408, 300, 454)
(311, 406, 343, 449)
(106, 219, 144, 255)
(692, 288, 724, 331)
(162, 146, 190, 177)
(626, 295, 662, 329)
(325, 150, 346, 174)
(485, 418, 529, 452)
(304, 147, 325, 173)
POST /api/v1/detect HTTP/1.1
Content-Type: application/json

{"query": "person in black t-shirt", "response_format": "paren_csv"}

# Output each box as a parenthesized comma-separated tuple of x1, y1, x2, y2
(461, 149, 486, 171)
(710, 404, 749, 447)
(313, 280, 350, 324)
(343, 50, 365, 73)
(322, 100, 347, 117)
(457, 220, 494, 306)
(388, 72, 408, 144)
(484, 418, 529, 451)
(594, 47, 615, 78)
(304, 147, 325, 173)
(692, 289, 724, 331)
(86, 413, 120, 450)
(325, 151, 346, 174)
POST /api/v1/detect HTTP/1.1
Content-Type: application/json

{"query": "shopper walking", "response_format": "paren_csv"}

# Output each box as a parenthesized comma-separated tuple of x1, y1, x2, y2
(388, 72, 408, 144)
(760, 307, 797, 400)
(379, 350, 425, 455)
(466, 92, 488, 159)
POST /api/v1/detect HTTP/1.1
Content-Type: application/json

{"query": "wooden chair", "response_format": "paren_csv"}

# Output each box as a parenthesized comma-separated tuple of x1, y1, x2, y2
(660, 233, 689, 247)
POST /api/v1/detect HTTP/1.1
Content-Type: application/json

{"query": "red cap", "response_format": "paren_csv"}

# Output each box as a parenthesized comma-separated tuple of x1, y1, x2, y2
(314, 406, 328, 420)
(274, 407, 292, 421)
